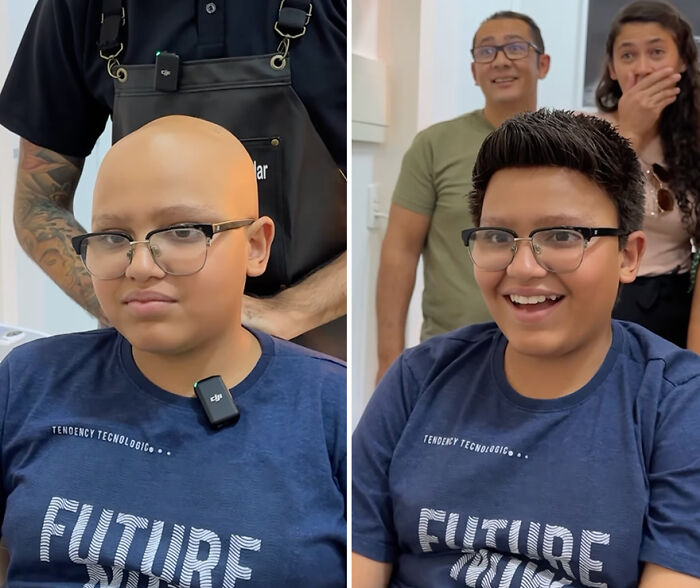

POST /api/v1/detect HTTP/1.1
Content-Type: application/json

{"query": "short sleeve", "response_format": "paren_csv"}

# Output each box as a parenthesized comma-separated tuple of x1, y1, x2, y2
(351, 354, 419, 563)
(639, 375, 700, 576)
(0, 0, 110, 157)
(322, 363, 347, 509)
(391, 131, 436, 217)
(0, 358, 10, 527)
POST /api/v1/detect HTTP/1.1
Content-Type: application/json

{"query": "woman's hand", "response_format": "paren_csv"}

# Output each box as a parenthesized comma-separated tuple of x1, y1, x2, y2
(616, 67, 681, 150)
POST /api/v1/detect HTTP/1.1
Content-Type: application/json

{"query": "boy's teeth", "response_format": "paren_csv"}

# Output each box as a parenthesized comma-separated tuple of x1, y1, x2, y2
(509, 294, 560, 305)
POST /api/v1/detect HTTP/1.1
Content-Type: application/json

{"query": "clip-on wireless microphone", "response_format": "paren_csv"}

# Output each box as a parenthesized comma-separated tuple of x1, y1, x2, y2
(193, 376, 240, 429)
(154, 51, 180, 92)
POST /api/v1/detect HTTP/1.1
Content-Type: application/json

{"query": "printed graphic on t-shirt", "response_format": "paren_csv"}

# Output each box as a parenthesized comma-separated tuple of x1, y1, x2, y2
(418, 507, 610, 587)
(423, 433, 530, 460)
(41, 496, 262, 587)
(51, 425, 173, 457)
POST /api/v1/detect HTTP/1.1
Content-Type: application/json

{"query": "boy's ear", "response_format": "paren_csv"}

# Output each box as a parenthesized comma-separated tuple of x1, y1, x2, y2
(618, 230, 646, 284)
(246, 216, 275, 277)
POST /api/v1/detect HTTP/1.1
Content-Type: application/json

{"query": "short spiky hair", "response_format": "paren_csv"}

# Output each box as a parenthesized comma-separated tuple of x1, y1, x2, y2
(468, 109, 644, 239)
(472, 11, 545, 53)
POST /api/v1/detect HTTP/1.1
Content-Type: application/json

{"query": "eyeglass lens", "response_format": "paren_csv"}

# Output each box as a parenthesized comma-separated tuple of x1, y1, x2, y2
(473, 42, 530, 63)
(467, 229, 585, 272)
(81, 227, 209, 278)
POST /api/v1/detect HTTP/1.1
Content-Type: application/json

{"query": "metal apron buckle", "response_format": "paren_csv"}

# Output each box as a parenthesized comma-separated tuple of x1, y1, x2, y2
(270, 1, 313, 70)
(99, 44, 128, 82)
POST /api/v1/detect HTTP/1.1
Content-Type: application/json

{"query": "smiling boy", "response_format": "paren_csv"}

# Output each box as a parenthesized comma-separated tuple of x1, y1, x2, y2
(0, 115, 346, 585)
(353, 110, 700, 586)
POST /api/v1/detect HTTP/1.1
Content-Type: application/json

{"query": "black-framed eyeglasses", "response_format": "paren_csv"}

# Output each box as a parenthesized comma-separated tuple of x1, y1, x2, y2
(72, 219, 255, 279)
(461, 226, 626, 273)
(471, 41, 542, 64)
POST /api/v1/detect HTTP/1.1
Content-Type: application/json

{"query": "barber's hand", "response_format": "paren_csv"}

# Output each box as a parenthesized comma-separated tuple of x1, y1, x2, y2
(616, 67, 681, 149)
(241, 294, 300, 340)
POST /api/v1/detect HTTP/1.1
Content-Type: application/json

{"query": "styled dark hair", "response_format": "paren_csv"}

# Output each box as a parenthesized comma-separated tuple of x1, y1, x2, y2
(472, 11, 545, 53)
(469, 109, 644, 241)
(595, 0, 700, 241)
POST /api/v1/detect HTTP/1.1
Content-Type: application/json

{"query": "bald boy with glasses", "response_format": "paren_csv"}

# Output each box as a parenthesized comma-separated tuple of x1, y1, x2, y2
(354, 110, 700, 586)
(0, 115, 346, 585)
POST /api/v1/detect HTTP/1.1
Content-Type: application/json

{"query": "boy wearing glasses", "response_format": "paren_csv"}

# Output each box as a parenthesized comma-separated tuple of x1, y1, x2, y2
(353, 110, 700, 586)
(0, 116, 346, 585)
(375, 11, 551, 382)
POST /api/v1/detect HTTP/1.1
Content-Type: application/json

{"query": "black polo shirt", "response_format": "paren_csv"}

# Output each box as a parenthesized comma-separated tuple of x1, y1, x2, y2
(0, 0, 346, 168)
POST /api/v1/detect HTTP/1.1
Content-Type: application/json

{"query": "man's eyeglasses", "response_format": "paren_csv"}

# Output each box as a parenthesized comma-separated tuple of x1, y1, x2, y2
(471, 41, 542, 64)
(72, 219, 255, 279)
(642, 160, 674, 216)
(461, 226, 626, 273)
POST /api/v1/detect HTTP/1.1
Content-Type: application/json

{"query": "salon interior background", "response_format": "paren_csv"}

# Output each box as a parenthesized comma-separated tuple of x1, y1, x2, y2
(351, 0, 699, 426)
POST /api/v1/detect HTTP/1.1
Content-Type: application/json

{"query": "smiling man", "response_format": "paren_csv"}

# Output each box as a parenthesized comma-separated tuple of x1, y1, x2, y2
(354, 110, 700, 586)
(375, 11, 551, 382)
(0, 115, 346, 585)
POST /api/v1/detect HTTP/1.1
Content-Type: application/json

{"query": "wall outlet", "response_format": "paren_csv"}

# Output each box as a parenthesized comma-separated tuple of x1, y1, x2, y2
(367, 183, 388, 229)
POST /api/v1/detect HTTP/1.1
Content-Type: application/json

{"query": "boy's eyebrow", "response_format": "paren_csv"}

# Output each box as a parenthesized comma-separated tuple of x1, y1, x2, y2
(481, 214, 600, 227)
(92, 204, 221, 227)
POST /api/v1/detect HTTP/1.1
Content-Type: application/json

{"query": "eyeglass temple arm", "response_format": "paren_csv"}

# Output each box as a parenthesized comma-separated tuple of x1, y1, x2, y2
(212, 219, 256, 234)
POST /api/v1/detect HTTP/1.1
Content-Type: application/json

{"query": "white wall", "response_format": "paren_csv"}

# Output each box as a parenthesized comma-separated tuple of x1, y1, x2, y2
(0, 1, 110, 335)
(0, 1, 12, 324)
(352, 0, 590, 426)
(352, 0, 425, 427)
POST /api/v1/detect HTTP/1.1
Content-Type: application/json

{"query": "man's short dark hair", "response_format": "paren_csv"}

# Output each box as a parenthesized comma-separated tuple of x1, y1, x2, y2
(472, 11, 545, 53)
(468, 109, 644, 240)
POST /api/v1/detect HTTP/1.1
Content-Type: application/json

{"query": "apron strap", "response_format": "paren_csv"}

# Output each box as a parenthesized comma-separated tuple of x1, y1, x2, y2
(275, 0, 313, 39)
(271, 1, 312, 70)
(97, 0, 125, 56)
(98, 0, 127, 81)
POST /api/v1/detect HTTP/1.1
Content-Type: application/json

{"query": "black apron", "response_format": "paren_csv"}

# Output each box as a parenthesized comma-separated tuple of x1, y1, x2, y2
(98, 1, 346, 358)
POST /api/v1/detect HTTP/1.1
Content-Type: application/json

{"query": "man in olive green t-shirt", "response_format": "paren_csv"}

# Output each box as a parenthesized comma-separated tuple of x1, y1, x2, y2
(376, 10, 550, 381)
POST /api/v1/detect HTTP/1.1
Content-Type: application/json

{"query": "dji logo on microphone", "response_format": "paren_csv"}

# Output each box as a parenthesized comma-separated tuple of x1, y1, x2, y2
(210, 394, 223, 403)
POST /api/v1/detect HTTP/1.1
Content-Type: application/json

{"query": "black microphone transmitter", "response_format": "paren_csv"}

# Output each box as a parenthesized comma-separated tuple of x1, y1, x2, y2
(193, 375, 240, 429)
(154, 51, 180, 92)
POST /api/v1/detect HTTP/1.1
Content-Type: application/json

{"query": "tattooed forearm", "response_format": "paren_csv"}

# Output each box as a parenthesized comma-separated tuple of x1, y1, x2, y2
(13, 138, 106, 322)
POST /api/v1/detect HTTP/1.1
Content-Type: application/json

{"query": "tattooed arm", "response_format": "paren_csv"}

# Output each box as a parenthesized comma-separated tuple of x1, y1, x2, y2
(13, 138, 107, 323)
(241, 251, 346, 339)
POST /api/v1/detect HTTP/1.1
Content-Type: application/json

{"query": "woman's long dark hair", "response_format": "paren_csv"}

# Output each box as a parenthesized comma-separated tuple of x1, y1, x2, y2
(595, 0, 700, 241)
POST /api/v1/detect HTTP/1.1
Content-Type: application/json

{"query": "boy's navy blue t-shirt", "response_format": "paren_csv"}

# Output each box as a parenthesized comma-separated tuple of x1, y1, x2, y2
(0, 328, 346, 586)
(353, 321, 700, 587)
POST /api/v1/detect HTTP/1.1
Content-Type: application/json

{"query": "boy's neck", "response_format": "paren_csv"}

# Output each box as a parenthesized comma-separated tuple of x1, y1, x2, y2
(131, 326, 261, 397)
(503, 327, 613, 400)
(483, 95, 537, 128)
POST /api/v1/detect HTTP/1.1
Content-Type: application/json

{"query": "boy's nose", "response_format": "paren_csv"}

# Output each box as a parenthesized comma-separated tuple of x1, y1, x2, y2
(506, 240, 548, 279)
(124, 242, 166, 280)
